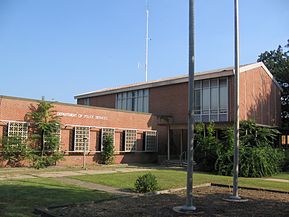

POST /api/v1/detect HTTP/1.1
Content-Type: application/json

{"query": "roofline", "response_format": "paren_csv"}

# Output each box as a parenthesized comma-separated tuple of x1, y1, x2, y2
(74, 62, 282, 99)
(0, 95, 152, 115)
(74, 66, 235, 99)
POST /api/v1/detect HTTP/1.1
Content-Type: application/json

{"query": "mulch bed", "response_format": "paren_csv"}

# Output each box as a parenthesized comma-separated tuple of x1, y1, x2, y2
(39, 186, 289, 217)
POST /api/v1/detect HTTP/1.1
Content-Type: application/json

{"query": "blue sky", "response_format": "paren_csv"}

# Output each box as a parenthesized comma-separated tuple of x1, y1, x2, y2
(0, 0, 288, 103)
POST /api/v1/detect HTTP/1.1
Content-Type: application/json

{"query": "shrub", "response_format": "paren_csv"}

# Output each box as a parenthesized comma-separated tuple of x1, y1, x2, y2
(215, 120, 285, 177)
(282, 149, 289, 171)
(135, 173, 159, 193)
(101, 135, 114, 164)
(2, 137, 31, 167)
(30, 151, 64, 169)
(194, 122, 219, 171)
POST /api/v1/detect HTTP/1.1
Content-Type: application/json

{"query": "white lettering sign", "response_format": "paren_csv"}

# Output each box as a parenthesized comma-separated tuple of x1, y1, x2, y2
(57, 112, 108, 120)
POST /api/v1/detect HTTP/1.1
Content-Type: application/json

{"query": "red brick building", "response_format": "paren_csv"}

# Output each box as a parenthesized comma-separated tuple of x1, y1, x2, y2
(75, 62, 282, 161)
(0, 62, 282, 166)
(0, 96, 159, 166)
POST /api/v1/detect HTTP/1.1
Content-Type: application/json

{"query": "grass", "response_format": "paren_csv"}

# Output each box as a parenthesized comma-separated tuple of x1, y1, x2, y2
(70, 169, 289, 193)
(271, 172, 289, 180)
(0, 164, 130, 177)
(0, 178, 112, 217)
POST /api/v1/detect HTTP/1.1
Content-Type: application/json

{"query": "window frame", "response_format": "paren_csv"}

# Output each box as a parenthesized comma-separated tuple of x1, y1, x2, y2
(124, 129, 137, 152)
(144, 131, 158, 152)
(101, 128, 115, 151)
(74, 126, 90, 152)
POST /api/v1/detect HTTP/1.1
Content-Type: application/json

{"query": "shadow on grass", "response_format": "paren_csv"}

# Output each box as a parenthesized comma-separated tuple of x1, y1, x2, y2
(0, 179, 112, 217)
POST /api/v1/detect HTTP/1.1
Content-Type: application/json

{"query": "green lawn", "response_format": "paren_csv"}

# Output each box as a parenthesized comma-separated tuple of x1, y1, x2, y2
(0, 178, 112, 217)
(271, 172, 289, 180)
(71, 169, 289, 192)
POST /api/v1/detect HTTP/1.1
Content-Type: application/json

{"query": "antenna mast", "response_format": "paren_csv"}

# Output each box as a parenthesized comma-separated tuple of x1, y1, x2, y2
(145, 0, 149, 82)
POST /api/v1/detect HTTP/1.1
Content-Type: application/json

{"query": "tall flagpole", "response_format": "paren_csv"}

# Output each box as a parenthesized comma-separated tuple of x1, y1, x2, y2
(232, 0, 240, 199)
(173, 0, 196, 213)
(225, 0, 247, 202)
(145, 0, 149, 82)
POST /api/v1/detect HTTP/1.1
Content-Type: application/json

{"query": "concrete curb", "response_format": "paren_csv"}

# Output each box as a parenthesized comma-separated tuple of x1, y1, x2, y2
(211, 183, 289, 194)
(144, 183, 211, 196)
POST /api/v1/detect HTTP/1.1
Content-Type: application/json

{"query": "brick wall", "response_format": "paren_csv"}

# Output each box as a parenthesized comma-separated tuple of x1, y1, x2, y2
(0, 96, 158, 166)
(239, 67, 281, 126)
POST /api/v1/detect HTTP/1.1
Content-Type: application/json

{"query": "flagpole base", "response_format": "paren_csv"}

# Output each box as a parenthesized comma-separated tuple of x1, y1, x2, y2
(223, 195, 248, 202)
(173, 205, 196, 214)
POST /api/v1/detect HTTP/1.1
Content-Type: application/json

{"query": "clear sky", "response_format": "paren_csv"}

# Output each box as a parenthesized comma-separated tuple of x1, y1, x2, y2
(0, 0, 288, 103)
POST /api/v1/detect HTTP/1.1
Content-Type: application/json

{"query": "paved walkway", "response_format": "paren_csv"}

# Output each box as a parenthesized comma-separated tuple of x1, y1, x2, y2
(0, 167, 152, 181)
(263, 178, 289, 183)
(54, 176, 138, 196)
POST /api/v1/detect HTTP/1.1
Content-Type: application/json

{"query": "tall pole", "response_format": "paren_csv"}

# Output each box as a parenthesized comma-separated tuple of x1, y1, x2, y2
(232, 0, 240, 199)
(173, 0, 196, 213)
(145, 0, 149, 82)
(186, 0, 195, 208)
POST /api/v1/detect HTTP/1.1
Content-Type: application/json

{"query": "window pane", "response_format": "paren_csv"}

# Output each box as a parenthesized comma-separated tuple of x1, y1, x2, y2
(194, 89, 201, 112)
(127, 92, 132, 111)
(210, 86, 218, 112)
(125, 130, 137, 152)
(202, 88, 210, 113)
(101, 128, 115, 151)
(219, 78, 228, 111)
(195, 80, 201, 89)
(210, 79, 218, 88)
(203, 80, 209, 88)
(132, 91, 137, 111)
(74, 127, 90, 151)
(122, 92, 127, 110)
(137, 90, 143, 112)
(8, 122, 28, 142)
(145, 131, 157, 152)
(143, 96, 148, 112)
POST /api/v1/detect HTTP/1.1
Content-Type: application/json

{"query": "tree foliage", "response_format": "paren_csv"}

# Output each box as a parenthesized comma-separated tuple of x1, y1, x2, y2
(257, 40, 289, 126)
(194, 122, 219, 171)
(1, 136, 31, 167)
(27, 101, 63, 168)
(215, 120, 284, 177)
(101, 135, 114, 164)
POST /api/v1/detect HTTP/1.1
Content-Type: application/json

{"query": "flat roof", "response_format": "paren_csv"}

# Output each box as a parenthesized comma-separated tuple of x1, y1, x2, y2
(0, 95, 152, 115)
(75, 62, 282, 99)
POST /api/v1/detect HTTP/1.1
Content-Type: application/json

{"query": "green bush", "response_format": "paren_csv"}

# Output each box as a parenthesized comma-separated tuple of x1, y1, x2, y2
(101, 135, 114, 164)
(30, 151, 64, 169)
(215, 120, 285, 177)
(283, 149, 289, 171)
(194, 122, 219, 171)
(135, 173, 159, 193)
(2, 137, 31, 167)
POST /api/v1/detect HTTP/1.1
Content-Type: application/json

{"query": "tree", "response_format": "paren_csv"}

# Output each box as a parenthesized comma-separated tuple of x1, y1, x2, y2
(101, 135, 114, 164)
(257, 40, 289, 127)
(27, 100, 63, 168)
(1, 136, 31, 167)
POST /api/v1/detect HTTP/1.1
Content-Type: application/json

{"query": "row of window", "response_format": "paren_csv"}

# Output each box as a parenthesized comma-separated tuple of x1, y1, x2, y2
(114, 77, 229, 122)
(5, 122, 158, 153)
(74, 126, 157, 152)
(194, 77, 229, 122)
(115, 89, 149, 112)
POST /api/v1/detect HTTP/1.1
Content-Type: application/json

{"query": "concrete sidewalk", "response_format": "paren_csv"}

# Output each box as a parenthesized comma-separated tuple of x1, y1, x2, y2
(54, 176, 138, 196)
(0, 167, 152, 181)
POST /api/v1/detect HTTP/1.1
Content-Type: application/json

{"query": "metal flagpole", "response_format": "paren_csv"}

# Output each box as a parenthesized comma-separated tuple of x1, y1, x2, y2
(145, 0, 149, 82)
(173, 0, 196, 213)
(225, 0, 247, 202)
(232, 0, 240, 199)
